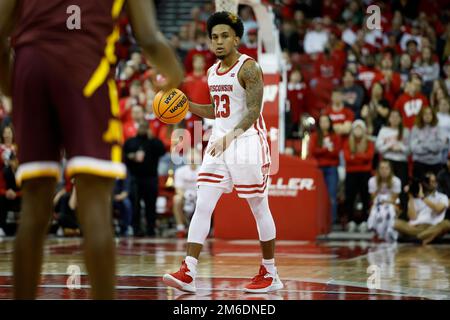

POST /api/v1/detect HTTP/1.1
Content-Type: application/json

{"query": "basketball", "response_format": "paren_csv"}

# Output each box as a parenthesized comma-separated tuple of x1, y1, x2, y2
(152, 88, 189, 124)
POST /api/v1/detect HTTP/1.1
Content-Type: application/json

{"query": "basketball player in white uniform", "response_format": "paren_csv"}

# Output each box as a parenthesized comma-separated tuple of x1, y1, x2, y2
(163, 11, 283, 293)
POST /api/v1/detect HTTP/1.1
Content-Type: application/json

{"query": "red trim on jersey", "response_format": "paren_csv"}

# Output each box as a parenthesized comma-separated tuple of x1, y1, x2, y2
(198, 173, 224, 179)
(216, 56, 254, 76)
(197, 178, 221, 183)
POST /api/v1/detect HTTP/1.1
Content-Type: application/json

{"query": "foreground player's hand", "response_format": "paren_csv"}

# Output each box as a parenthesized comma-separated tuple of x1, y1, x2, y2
(207, 133, 234, 157)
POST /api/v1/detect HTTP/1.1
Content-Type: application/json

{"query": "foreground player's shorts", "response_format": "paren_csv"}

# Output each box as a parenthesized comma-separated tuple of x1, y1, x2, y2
(12, 47, 125, 185)
(197, 133, 270, 198)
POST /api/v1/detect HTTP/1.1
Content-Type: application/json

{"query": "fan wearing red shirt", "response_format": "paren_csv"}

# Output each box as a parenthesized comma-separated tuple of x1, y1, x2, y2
(373, 56, 402, 107)
(181, 54, 209, 144)
(343, 120, 375, 229)
(184, 31, 216, 74)
(323, 90, 355, 137)
(239, 28, 258, 60)
(394, 80, 429, 129)
(309, 114, 341, 225)
(314, 47, 343, 81)
(358, 54, 382, 91)
(287, 69, 307, 133)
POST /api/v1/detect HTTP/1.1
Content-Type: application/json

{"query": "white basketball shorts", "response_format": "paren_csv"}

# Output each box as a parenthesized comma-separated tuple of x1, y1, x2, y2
(197, 133, 271, 198)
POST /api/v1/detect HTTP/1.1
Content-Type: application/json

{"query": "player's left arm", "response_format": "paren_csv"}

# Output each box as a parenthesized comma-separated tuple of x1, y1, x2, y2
(0, 0, 17, 97)
(233, 59, 264, 137)
(206, 59, 263, 157)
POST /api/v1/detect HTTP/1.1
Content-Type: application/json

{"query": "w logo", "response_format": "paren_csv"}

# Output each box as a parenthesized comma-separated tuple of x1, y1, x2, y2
(263, 85, 278, 103)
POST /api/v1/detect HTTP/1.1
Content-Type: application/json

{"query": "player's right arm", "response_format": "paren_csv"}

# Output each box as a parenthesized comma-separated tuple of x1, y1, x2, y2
(188, 99, 216, 119)
(127, 0, 183, 92)
(0, 0, 17, 97)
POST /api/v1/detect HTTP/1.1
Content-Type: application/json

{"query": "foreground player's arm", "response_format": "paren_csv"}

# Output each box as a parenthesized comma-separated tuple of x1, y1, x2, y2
(188, 99, 216, 119)
(233, 59, 264, 138)
(127, 0, 183, 91)
(0, 0, 16, 97)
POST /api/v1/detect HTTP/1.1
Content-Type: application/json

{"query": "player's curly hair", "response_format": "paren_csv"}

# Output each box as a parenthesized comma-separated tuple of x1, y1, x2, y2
(206, 11, 244, 39)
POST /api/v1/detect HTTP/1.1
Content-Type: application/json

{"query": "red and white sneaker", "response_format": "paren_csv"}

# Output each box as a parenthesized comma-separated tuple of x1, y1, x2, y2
(244, 265, 284, 293)
(163, 260, 196, 293)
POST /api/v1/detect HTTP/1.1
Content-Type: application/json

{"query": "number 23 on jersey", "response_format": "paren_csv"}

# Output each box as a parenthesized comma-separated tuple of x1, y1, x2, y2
(213, 94, 230, 118)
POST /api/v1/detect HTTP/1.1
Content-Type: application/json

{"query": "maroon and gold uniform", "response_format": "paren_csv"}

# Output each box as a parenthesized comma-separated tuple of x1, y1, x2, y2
(11, 0, 126, 184)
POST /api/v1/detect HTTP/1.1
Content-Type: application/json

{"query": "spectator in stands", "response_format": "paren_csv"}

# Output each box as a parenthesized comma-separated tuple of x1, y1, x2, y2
(170, 34, 188, 64)
(119, 80, 143, 124)
(303, 17, 328, 55)
(341, 69, 365, 118)
(123, 105, 145, 141)
(180, 54, 207, 143)
(400, 22, 422, 52)
(406, 39, 420, 62)
(0, 94, 11, 127)
(173, 149, 200, 238)
(309, 115, 341, 226)
(358, 53, 382, 92)
(376, 109, 410, 211)
(437, 97, 450, 164)
(53, 181, 80, 237)
(0, 125, 19, 237)
(177, 25, 195, 52)
(279, 19, 301, 54)
(184, 31, 215, 74)
(313, 44, 343, 83)
(184, 6, 206, 41)
(239, 28, 258, 60)
(413, 46, 440, 96)
(343, 120, 375, 233)
(443, 60, 450, 95)
(430, 79, 449, 109)
(199, 3, 214, 22)
(287, 69, 307, 136)
(437, 153, 450, 198)
(411, 107, 446, 178)
(398, 53, 413, 88)
(113, 175, 133, 237)
(341, 0, 363, 26)
(367, 160, 402, 242)
(394, 80, 429, 129)
(239, 6, 258, 46)
(123, 120, 166, 237)
(377, 55, 402, 107)
(361, 82, 391, 137)
(324, 90, 355, 136)
(395, 172, 450, 244)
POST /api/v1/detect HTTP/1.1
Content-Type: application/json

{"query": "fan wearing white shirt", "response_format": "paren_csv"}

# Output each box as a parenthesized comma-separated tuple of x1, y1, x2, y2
(367, 160, 401, 242)
(394, 172, 450, 244)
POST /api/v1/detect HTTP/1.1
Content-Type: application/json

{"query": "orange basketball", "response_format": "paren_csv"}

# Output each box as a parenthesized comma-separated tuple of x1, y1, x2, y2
(152, 88, 189, 124)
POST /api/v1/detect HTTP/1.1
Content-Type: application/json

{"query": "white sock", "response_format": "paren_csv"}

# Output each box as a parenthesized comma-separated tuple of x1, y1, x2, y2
(176, 224, 185, 231)
(185, 256, 198, 276)
(262, 258, 276, 275)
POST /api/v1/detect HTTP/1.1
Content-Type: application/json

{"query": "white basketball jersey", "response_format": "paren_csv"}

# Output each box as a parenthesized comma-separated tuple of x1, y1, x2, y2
(207, 54, 267, 139)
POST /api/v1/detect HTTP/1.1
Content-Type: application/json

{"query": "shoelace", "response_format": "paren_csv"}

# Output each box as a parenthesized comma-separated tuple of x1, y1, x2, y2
(174, 262, 190, 277)
(251, 266, 268, 283)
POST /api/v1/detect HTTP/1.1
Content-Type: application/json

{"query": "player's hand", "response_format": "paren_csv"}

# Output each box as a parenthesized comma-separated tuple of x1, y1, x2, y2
(151, 68, 183, 93)
(207, 133, 234, 158)
(135, 150, 145, 162)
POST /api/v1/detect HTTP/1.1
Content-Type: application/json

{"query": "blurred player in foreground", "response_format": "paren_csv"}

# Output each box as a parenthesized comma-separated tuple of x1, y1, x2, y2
(0, 0, 183, 299)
